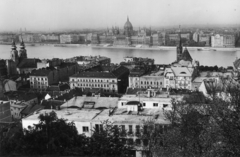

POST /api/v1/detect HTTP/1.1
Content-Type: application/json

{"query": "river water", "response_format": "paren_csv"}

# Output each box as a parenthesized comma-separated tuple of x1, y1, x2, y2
(0, 44, 239, 67)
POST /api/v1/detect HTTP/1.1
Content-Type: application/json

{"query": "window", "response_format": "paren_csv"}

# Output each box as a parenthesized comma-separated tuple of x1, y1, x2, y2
(135, 139, 141, 145)
(112, 80, 115, 83)
(129, 125, 133, 134)
(121, 102, 124, 106)
(136, 125, 140, 134)
(153, 103, 158, 107)
(95, 124, 99, 132)
(83, 126, 89, 132)
(163, 104, 168, 108)
(143, 103, 146, 107)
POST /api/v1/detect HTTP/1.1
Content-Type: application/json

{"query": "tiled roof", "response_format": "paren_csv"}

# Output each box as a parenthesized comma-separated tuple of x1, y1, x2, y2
(171, 67, 193, 77)
(41, 100, 64, 109)
(125, 87, 147, 95)
(30, 69, 53, 76)
(180, 48, 193, 62)
(21, 105, 44, 115)
(6, 91, 37, 102)
(17, 58, 40, 69)
(71, 66, 128, 78)
(46, 84, 70, 92)
(61, 96, 119, 109)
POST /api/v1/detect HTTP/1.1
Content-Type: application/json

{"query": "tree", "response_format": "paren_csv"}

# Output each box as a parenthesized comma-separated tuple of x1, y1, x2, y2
(139, 118, 168, 157)
(90, 120, 129, 157)
(0, 111, 89, 156)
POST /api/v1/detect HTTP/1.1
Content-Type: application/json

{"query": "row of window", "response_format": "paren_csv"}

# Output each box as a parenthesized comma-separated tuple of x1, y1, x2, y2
(71, 78, 115, 83)
(140, 81, 162, 85)
(121, 102, 169, 108)
(166, 76, 190, 80)
(72, 83, 115, 88)
(30, 81, 47, 85)
(31, 77, 47, 81)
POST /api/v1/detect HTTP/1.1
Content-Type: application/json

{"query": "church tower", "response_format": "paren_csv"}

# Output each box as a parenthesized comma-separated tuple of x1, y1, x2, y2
(176, 25, 183, 61)
(18, 39, 27, 61)
(10, 40, 19, 64)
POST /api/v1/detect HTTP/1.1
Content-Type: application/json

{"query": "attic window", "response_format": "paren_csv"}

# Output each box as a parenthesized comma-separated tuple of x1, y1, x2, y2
(180, 72, 186, 74)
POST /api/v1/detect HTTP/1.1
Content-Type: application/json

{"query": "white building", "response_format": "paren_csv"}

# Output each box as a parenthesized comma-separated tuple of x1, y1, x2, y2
(22, 95, 171, 157)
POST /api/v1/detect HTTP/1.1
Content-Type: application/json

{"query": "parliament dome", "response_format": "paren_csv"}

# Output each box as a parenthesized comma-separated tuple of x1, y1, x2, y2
(124, 17, 133, 30)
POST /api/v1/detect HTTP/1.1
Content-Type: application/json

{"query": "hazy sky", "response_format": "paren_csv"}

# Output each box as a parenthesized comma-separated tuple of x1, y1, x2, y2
(0, 0, 240, 31)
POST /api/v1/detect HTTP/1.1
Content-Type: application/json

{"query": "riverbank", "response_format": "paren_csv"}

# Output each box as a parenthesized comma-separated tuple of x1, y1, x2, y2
(1, 41, 240, 51)
(92, 45, 240, 51)
(0, 42, 90, 47)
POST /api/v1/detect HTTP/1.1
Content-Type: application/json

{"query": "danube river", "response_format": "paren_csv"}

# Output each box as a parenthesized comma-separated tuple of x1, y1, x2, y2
(0, 44, 240, 67)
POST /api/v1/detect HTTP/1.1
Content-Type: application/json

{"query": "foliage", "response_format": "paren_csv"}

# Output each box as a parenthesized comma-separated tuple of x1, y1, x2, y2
(160, 83, 240, 157)
(0, 111, 88, 156)
(90, 120, 129, 157)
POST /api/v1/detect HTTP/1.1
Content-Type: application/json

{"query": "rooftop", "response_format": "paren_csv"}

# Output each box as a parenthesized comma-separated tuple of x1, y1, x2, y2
(5, 91, 37, 102)
(21, 105, 44, 116)
(17, 58, 40, 69)
(92, 108, 170, 124)
(61, 96, 119, 109)
(30, 68, 53, 76)
(71, 66, 128, 78)
(23, 108, 102, 122)
(46, 84, 70, 92)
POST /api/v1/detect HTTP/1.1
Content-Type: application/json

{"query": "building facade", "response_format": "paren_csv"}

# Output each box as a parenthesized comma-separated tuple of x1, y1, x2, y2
(30, 69, 59, 90)
(69, 66, 129, 93)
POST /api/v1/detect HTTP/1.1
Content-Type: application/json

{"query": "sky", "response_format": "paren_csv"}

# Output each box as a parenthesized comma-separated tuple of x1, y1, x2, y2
(0, 0, 240, 31)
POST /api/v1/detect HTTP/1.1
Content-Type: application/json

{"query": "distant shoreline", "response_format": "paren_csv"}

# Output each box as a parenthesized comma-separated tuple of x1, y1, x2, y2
(1, 42, 240, 51)
(92, 45, 240, 51)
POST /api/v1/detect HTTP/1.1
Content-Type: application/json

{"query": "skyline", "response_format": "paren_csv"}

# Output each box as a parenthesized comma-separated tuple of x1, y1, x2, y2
(0, 0, 240, 32)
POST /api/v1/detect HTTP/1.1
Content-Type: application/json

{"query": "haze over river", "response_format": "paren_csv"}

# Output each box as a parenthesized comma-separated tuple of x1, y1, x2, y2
(0, 44, 240, 67)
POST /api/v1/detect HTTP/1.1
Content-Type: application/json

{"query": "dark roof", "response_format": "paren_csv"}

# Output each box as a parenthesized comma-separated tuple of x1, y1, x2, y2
(54, 88, 83, 101)
(17, 58, 40, 69)
(126, 87, 147, 95)
(46, 84, 70, 92)
(30, 69, 53, 76)
(71, 66, 128, 78)
(20, 105, 44, 115)
(112, 66, 129, 77)
(58, 62, 77, 68)
(180, 48, 193, 62)
(5, 91, 37, 102)
(41, 100, 64, 109)
(126, 101, 140, 105)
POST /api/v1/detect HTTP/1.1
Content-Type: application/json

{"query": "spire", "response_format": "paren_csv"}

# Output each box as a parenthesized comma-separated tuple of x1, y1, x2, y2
(20, 35, 25, 49)
(11, 40, 16, 49)
(178, 25, 182, 47)
(127, 16, 129, 21)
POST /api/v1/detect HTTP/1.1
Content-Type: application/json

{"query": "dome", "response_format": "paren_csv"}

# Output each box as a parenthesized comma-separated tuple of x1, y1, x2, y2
(124, 17, 133, 30)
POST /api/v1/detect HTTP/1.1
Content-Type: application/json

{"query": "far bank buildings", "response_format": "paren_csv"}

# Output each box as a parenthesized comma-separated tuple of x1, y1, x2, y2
(91, 17, 165, 47)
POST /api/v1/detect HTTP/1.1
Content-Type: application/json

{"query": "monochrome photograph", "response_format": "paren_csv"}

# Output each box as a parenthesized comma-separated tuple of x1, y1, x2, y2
(0, 0, 240, 156)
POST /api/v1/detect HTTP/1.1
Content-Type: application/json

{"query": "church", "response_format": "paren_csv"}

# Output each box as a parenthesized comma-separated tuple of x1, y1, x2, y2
(6, 40, 40, 75)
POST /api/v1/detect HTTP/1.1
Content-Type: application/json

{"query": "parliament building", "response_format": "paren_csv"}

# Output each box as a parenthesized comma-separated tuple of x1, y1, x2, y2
(92, 17, 158, 47)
